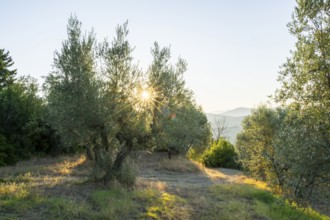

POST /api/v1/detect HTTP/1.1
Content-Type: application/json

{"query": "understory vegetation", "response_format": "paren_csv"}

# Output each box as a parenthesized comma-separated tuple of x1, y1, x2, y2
(0, 154, 328, 220)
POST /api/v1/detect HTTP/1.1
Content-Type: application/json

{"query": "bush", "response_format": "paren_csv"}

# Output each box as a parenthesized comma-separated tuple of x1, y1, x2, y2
(0, 134, 17, 166)
(202, 139, 240, 169)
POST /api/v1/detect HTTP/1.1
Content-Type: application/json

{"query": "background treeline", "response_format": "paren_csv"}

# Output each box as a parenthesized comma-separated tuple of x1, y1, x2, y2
(0, 49, 63, 166)
(236, 0, 329, 204)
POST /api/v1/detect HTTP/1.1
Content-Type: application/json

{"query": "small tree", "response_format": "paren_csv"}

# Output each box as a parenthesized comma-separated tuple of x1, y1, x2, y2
(236, 106, 286, 186)
(148, 43, 211, 158)
(45, 16, 151, 183)
(98, 22, 151, 180)
(45, 15, 99, 153)
(161, 104, 211, 159)
(202, 138, 239, 168)
(273, 0, 330, 202)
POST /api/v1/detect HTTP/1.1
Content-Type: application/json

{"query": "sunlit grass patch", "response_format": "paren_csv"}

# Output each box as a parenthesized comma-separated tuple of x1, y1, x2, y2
(1, 154, 87, 176)
(89, 188, 137, 218)
(134, 188, 191, 219)
(203, 167, 228, 180)
(47, 154, 87, 176)
(208, 183, 328, 220)
(255, 199, 329, 220)
(157, 157, 203, 173)
(0, 173, 48, 216)
(238, 176, 270, 191)
(0, 182, 28, 198)
(2, 172, 50, 187)
(210, 184, 274, 204)
(10, 172, 34, 183)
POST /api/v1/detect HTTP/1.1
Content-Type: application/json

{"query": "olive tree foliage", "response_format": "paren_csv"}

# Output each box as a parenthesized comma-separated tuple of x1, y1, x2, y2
(236, 106, 287, 189)
(160, 104, 211, 158)
(275, 0, 330, 202)
(97, 22, 151, 180)
(273, 110, 330, 203)
(237, 0, 330, 204)
(44, 16, 99, 153)
(148, 43, 211, 157)
(44, 16, 150, 183)
(275, 0, 330, 157)
(276, 0, 330, 107)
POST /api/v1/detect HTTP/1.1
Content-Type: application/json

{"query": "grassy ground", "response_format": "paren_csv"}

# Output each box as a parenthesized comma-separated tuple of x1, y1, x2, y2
(0, 152, 328, 220)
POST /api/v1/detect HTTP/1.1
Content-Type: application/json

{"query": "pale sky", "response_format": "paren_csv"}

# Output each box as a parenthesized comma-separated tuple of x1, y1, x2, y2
(1, 0, 296, 112)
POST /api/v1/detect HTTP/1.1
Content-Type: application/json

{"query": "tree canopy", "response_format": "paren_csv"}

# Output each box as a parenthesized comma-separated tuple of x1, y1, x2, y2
(43, 16, 210, 182)
(237, 0, 330, 204)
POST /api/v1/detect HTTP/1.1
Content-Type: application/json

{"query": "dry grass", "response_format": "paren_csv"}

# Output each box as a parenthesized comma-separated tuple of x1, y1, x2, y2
(157, 156, 203, 173)
(136, 178, 168, 191)
(0, 154, 87, 178)
(53, 154, 86, 175)
(0, 152, 328, 220)
(238, 176, 270, 191)
(0, 154, 89, 199)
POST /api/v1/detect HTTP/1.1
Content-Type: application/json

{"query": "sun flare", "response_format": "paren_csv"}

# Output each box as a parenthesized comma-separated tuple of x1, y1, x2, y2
(141, 90, 150, 101)
(133, 86, 158, 110)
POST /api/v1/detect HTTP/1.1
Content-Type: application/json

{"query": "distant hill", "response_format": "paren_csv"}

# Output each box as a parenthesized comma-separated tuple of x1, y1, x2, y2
(206, 107, 252, 143)
(209, 109, 229, 114)
(220, 107, 252, 117)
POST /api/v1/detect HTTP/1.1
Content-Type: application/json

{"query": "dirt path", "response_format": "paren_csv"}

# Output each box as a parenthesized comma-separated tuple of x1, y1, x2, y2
(137, 152, 251, 189)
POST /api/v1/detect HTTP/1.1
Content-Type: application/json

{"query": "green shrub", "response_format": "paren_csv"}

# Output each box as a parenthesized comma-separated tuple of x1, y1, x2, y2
(202, 139, 240, 168)
(0, 134, 17, 166)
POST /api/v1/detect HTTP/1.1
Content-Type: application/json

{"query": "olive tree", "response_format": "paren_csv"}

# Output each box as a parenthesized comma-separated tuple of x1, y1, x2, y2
(148, 43, 211, 158)
(44, 17, 150, 183)
(275, 0, 330, 202)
